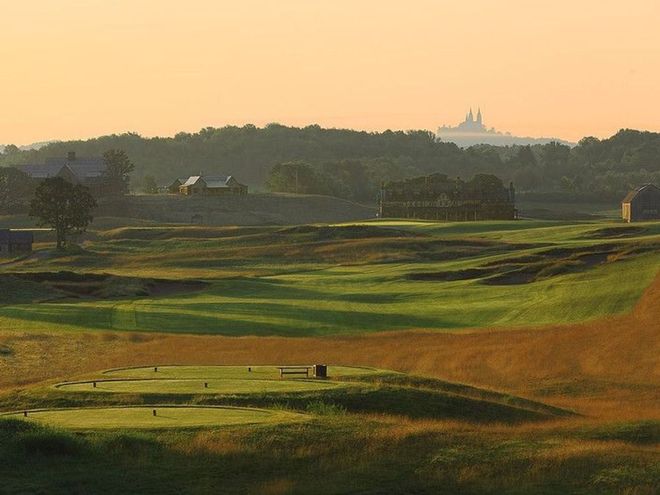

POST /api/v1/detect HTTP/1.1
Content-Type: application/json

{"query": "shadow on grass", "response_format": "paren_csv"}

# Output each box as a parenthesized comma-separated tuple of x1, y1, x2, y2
(0, 295, 454, 335)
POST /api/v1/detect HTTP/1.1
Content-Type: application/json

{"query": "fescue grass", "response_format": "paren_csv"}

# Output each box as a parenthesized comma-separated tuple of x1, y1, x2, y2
(0, 414, 657, 494)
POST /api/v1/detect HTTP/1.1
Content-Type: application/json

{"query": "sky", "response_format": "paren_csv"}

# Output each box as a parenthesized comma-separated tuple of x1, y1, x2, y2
(1, 0, 659, 145)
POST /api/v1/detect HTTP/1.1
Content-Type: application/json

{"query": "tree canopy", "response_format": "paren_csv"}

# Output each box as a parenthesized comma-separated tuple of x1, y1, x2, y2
(29, 178, 97, 249)
(2, 125, 659, 202)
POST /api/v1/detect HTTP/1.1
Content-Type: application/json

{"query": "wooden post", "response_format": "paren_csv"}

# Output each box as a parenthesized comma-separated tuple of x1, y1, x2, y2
(23, 411, 27, 417)
(153, 409, 157, 416)
(204, 382, 208, 388)
(248, 367, 251, 372)
(93, 381, 96, 388)
(154, 367, 158, 372)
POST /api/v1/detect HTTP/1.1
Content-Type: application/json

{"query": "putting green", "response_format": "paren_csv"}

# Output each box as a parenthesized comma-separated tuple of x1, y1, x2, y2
(4, 406, 301, 429)
(56, 377, 346, 394)
(103, 365, 386, 380)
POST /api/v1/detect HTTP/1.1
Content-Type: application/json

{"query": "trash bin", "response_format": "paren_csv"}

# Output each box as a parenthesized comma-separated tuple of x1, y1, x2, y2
(314, 364, 327, 378)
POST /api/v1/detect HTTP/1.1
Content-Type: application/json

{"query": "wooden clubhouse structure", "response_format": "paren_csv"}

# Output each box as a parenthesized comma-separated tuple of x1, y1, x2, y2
(379, 173, 516, 221)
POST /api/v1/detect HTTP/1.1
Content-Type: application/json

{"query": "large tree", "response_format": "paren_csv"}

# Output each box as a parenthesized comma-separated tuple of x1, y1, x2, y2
(29, 177, 97, 250)
(102, 149, 135, 195)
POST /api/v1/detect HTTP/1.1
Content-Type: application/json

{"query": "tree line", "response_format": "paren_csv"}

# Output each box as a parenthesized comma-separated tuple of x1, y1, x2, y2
(2, 125, 659, 203)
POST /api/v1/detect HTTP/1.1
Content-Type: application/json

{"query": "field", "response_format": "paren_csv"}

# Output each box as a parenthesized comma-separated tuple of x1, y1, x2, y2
(0, 219, 659, 335)
(0, 217, 658, 494)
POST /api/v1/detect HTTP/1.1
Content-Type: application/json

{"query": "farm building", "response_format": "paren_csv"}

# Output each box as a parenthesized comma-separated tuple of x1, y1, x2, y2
(621, 184, 660, 222)
(178, 175, 248, 196)
(20, 151, 109, 196)
(379, 173, 516, 221)
(167, 178, 188, 194)
(0, 229, 33, 257)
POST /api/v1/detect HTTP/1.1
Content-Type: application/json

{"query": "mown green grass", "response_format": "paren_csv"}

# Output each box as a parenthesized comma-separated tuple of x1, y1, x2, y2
(0, 219, 658, 335)
(56, 378, 346, 395)
(2, 406, 301, 430)
(103, 364, 383, 379)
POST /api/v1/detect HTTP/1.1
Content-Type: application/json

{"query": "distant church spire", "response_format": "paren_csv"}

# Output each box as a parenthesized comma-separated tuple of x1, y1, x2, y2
(476, 108, 483, 126)
(467, 108, 474, 123)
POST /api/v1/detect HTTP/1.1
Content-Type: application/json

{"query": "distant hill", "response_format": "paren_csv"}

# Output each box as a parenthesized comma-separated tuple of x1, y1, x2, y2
(0, 140, 59, 153)
(1, 125, 658, 202)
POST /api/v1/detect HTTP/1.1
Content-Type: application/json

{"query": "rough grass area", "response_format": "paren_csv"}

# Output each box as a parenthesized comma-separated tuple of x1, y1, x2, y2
(0, 415, 657, 494)
(0, 271, 207, 303)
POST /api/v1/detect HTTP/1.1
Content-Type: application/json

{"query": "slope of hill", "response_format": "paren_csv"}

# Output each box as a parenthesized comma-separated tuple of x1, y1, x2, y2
(96, 193, 377, 225)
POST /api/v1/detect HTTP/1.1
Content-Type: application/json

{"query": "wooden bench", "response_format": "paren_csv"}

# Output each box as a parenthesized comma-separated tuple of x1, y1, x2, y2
(278, 366, 311, 378)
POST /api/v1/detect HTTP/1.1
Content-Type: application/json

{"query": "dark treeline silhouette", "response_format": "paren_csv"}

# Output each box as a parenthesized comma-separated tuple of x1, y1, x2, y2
(1, 125, 659, 203)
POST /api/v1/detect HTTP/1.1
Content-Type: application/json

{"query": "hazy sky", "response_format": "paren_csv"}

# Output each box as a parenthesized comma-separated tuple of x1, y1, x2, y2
(1, 0, 659, 144)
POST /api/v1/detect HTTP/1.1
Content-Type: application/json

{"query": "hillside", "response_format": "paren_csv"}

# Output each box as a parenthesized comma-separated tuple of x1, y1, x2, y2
(97, 193, 377, 225)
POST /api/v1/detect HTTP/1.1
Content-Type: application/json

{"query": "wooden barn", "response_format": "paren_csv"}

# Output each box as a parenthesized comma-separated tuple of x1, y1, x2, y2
(0, 229, 33, 257)
(622, 184, 660, 222)
(178, 175, 248, 196)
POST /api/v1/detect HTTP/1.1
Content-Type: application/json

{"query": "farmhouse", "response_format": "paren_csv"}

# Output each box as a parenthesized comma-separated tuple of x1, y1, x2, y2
(379, 173, 516, 221)
(0, 229, 33, 257)
(622, 184, 660, 222)
(20, 152, 108, 196)
(178, 175, 248, 196)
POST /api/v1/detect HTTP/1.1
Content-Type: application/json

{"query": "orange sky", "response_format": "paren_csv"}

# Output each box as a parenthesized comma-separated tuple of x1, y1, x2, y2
(1, 0, 659, 144)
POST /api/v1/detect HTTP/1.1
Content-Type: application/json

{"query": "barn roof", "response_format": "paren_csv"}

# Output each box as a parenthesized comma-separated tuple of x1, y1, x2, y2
(181, 175, 237, 188)
(21, 156, 106, 180)
(203, 176, 232, 188)
(622, 184, 660, 203)
(0, 229, 33, 244)
(20, 163, 62, 179)
(181, 176, 203, 187)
